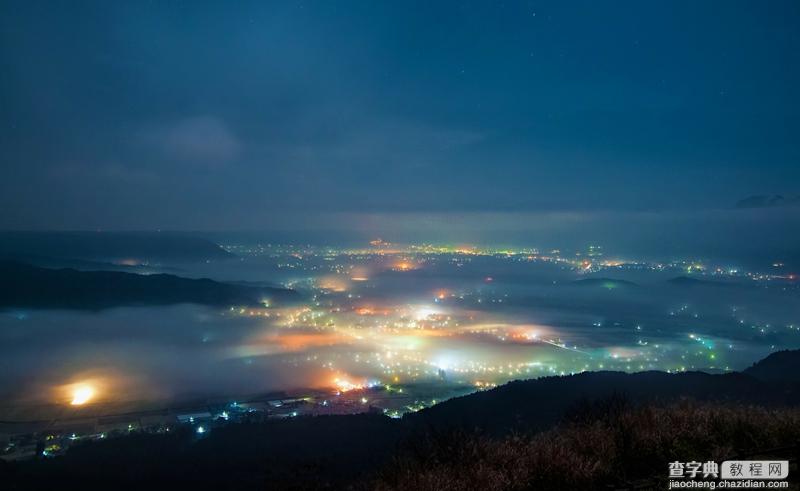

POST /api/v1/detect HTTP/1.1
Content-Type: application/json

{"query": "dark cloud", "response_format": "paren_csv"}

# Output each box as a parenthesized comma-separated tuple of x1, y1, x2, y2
(1, 0, 799, 229)
(141, 116, 243, 165)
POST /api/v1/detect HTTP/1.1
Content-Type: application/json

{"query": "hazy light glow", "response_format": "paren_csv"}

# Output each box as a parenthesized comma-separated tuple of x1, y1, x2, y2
(413, 305, 441, 320)
(70, 385, 95, 406)
(333, 376, 368, 393)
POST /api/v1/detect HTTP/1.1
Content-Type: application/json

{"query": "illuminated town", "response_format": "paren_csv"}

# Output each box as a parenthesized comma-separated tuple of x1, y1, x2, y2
(2, 239, 798, 461)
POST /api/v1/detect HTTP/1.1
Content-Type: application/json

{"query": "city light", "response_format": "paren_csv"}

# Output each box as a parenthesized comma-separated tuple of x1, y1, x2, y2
(333, 377, 366, 392)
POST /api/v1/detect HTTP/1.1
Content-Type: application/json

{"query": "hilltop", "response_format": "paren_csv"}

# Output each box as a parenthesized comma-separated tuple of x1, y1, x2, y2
(0, 231, 232, 265)
(0, 261, 297, 310)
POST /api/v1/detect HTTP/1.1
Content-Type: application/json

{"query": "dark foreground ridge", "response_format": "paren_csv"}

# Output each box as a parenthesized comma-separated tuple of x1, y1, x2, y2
(0, 261, 298, 310)
(1, 350, 799, 490)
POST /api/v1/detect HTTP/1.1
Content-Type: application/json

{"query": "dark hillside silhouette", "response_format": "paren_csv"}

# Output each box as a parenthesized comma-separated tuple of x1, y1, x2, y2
(0, 261, 298, 310)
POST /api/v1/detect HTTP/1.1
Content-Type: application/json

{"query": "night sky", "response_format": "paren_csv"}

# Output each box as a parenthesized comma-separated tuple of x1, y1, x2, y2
(1, 1, 799, 230)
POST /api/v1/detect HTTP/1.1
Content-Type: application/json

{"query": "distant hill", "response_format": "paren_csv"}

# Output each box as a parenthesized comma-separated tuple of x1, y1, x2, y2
(666, 275, 732, 287)
(0, 262, 297, 310)
(570, 277, 638, 289)
(744, 349, 800, 383)
(0, 231, 232, 264)
(736, 195, 800, 209)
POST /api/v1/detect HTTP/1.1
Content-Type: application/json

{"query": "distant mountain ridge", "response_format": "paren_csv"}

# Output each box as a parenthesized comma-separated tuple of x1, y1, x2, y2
(0, 261, 297, 310)
(570, 277, 638, 288)
(667, 275, 733, 287)
(736, 195, 800, 209)
(0, 231, 232, 264)
(743, 349, 800, 383)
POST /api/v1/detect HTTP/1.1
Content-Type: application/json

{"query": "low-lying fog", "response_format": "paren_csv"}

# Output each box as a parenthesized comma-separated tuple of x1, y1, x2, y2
(2, 247, 798, 407)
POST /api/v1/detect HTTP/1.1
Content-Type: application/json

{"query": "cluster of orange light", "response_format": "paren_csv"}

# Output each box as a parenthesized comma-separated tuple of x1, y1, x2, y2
(502, 325, 558, 343)
(273, 332, 345, 351)
(57, 380, 101, 406)
(317, 276, 349, 292)
(354, 306, 391, 316)
(333, 377, 366, 393)
(70, 385, 95, 405)
(349, 266, 370, 282)
(392, 261, 416, 271)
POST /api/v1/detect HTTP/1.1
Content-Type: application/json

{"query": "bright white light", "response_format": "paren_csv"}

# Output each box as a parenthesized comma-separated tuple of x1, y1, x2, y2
(413, 305, 439, 320)
(70, 385, 95, 406)
(196, 426, 205, 434)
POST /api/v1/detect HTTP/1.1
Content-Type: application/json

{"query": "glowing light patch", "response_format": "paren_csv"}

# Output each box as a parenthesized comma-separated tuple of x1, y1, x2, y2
(70, 385, 95, 406)
(392, 260, 418, 272)
(333, 377, 365, 392)
(317, 276, 349, 292)
(413, 305, 440, 320)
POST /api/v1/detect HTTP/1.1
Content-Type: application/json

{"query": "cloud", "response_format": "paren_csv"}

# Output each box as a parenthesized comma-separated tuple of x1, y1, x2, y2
(47, 161, 159, 184)
(144, 116, 243, 165)
(327, 119, 485, 167)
